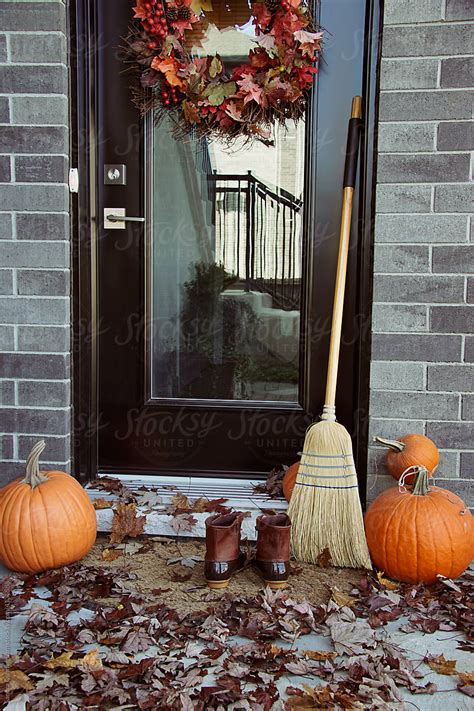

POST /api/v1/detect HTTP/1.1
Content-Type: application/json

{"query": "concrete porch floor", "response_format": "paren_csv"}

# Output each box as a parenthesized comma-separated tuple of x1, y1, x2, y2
(0, 555, 472, 710)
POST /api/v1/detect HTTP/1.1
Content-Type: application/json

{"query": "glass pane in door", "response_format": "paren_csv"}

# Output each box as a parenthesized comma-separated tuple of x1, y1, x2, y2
(150, 7, 305, 403)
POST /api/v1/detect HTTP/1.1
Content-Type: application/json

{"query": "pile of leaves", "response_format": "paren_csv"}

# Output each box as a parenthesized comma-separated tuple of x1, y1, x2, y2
(253, 464, 287, 499)
(90, 474, 233, 541)
(0, 558, 472, 709)
(128, 0, 322, 141)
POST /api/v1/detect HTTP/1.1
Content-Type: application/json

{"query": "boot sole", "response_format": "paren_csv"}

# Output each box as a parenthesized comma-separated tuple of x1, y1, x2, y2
(206, 579, 230, 590)
(264, 579, 288, 590)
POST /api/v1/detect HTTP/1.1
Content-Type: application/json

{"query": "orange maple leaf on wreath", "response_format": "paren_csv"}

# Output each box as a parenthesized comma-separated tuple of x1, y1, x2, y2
(151, 57, 186, 89)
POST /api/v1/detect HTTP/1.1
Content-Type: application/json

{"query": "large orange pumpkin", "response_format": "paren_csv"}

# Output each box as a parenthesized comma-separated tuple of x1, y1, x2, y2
(365, 466, 474, 584)
(282, 461, 300, 502)
(0, 441, 97, 573)
(375, 434, 439, 482)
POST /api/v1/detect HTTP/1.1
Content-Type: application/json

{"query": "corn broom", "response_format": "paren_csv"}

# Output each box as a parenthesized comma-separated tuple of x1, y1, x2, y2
(288, 96, 372, 569)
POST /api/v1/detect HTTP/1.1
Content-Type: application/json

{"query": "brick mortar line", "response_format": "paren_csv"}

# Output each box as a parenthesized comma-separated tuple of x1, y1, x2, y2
(1, 31, 65, 36)
(1, 379, 71, 383)
(382, 21, 474, 28)
(380, 85, 474, 92)
(376, 216, 471, 220)
(0, 352, 70, 356)
(1, 182, 69, 187)
(371, 359, 473, 364)
(378, 150, 472, 156)
(0, 406, 71, 411)
(378, 120, 474, 125)
(0, 211, 69, 215)
(0, 61, 68, 68)
(377, 182, 474, 186)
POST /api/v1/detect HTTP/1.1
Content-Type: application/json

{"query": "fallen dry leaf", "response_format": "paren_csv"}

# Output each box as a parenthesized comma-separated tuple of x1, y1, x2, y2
(316, 547, 332, 568)
(102, 548, 122, 562)
(304, 649, 338, 661)
(376, 570, 399, 590)
(169, 568, 193, 583)
(110, 502, 146, 544)
(79, 649, 103, 671)
(191, 497, 208, 513)
(171, 492, 191, 510)
(0, 669, 33, 693)
(31, 671, 69, 690)
(92, 498, 113, 509)
(427, 654, 457, 675)
(458, 671, 474, 685)
(44, 651, 80, 670)
(169, 512, 197, 534)
(167, 555, 203, 569)
(331, 589, 355, 608)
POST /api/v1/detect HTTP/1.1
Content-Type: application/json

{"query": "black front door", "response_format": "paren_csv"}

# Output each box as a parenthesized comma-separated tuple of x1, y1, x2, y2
(73, 0, 378, 482)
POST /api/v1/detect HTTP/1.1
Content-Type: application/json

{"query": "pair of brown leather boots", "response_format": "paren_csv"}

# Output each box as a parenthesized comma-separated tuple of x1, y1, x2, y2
(204, 511, 292, 590)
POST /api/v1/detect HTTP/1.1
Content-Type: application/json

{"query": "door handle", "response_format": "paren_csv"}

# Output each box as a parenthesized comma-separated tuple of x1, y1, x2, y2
(103, 208, 145, 229)
(106, 214, 145, 223)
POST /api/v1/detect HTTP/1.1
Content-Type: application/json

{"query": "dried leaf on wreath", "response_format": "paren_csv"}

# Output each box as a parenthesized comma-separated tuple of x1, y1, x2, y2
(203, 80, 237, 106)
(110, 502, 146, 544)
(209, 56, 223, 78)
(182, 100, 201, 124)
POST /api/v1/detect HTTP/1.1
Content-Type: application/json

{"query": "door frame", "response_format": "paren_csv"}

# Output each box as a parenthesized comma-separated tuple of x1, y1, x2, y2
(70, 0, 382, 501)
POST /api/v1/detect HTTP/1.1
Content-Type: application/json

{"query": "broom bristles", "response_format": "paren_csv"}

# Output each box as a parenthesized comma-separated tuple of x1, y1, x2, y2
(288, 419, 372, 569)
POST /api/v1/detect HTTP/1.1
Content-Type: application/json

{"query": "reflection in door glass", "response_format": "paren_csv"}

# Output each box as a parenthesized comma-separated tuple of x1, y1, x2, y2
(151, 8, 305, 402)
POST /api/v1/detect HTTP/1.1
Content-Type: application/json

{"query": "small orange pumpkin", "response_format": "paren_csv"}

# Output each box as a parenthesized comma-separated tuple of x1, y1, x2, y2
(0, 441, 97, 573)
(375, 434, 439, 482)
(365, 466, 474, 584)
(282, 461, 300, 502)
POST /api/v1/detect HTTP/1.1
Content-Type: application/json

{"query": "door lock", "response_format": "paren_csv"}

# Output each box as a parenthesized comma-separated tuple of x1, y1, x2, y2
(104, 164, 127, 185)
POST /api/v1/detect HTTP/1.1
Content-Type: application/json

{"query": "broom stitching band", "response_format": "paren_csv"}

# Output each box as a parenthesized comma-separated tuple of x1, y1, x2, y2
(298, 472, 356, 479)
(301, 451, 351, 459)
(295, 482, 359, 490)
(299, 462, 354, 470)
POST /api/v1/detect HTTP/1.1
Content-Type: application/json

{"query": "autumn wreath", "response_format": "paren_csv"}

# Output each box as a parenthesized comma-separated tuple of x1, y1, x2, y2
(128, 0, 322, 142)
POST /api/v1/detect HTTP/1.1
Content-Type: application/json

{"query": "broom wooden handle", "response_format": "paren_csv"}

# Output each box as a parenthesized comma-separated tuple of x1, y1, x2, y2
(322, 96, 362, 419)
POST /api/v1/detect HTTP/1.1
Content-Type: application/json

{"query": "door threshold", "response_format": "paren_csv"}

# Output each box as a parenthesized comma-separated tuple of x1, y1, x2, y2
(87, 473, 287, 541)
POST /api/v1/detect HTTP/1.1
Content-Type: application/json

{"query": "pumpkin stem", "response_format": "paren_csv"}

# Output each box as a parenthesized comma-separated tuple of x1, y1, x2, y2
(22, 441, 49, 489)
(411, 466, 430, 496)
(374, 436, 405, 452)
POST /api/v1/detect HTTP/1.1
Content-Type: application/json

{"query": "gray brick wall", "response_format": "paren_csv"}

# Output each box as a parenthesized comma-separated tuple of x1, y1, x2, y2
(0, 0, 70, 482)
(0, 0, 472, 501)
(368, 0, 473, 505)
